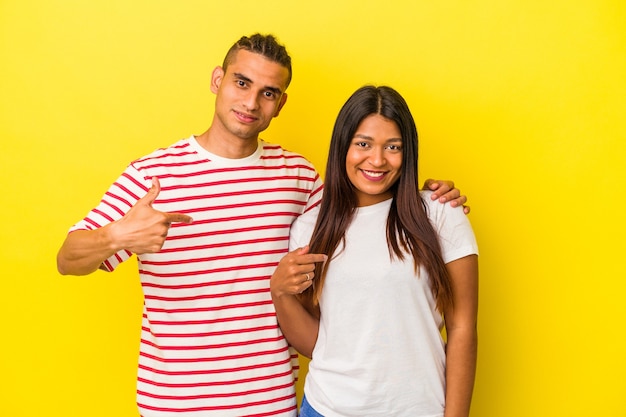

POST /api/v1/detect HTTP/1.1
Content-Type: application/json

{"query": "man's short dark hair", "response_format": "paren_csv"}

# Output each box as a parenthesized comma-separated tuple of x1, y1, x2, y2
(223, 33, 292, 87)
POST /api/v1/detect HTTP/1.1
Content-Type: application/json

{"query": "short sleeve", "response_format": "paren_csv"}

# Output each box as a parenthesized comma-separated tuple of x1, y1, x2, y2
(421, 191, 479, 264)
(289, 206, 320, 251)
(67, 164, 150, 271)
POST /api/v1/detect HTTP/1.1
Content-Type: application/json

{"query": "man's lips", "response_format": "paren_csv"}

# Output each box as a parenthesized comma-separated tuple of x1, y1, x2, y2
(234, 110, 257, 123)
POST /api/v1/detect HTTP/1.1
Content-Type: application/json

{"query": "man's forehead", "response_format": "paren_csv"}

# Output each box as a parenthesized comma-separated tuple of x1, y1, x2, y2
(226, 50, 289, 89)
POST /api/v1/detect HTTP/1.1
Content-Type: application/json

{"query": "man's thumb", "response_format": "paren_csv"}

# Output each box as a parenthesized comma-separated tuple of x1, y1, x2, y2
(140, 176, 161, 205)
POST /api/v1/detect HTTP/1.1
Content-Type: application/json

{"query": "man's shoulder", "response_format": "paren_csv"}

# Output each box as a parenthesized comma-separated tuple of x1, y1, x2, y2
(259, 140, 316, 167)
(259, 140, 299, 155)
(131, 136, 195, 166)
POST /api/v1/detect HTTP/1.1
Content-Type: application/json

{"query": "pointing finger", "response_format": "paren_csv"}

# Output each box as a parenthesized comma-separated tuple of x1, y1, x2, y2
(303, 253, 328, 264)
(165, 212, 194, 224)
(292, 246, 327, 263)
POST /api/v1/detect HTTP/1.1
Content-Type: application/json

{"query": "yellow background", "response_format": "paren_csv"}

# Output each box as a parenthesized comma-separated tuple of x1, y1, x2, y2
(1, 1, 625, 416)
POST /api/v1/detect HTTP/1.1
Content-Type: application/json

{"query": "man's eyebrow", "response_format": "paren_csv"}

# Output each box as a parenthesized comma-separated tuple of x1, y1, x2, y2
(232, 72, 283, 95)
(233, 72, 253, 84)
(265, 85, 283, 95)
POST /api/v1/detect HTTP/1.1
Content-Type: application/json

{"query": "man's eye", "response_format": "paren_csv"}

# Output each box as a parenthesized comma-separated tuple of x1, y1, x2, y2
(237, 80, 246, 87)
(264, 91, 275, 99)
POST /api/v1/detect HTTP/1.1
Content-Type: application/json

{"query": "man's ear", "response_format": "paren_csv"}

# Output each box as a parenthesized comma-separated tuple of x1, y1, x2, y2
(210, 66, 224, 94)
(273, 93, 288, 117)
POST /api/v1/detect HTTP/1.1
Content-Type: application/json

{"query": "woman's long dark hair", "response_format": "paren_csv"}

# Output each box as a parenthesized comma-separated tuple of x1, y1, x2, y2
(305, 85, 452, 312)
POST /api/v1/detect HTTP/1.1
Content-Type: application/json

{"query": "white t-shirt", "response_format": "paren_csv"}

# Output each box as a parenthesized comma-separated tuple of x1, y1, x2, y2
(289, 192, 478, 417)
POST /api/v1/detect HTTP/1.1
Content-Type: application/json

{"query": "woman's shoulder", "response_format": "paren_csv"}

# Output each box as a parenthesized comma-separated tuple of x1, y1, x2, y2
(290, 206, 320, 249)
(419, 190, 468, 224)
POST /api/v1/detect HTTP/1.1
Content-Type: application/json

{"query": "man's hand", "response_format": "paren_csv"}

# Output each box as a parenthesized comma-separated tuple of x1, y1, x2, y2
(270, 246, 327, 298)
(109, 177, 193, 254)
(423, 179, 470, 214)
(57, 177, 193, 276)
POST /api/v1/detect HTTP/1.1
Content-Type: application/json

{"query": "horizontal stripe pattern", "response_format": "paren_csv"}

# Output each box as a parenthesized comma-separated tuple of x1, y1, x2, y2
(70, 137, 323, 416)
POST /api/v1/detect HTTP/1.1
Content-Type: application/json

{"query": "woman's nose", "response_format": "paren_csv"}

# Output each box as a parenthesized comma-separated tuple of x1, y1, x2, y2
(367, 148, 385, 166)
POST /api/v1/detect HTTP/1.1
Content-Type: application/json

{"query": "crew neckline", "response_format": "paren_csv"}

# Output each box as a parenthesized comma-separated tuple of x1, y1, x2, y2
(188, 135, 263, 166)
(355, 197, 393, 214)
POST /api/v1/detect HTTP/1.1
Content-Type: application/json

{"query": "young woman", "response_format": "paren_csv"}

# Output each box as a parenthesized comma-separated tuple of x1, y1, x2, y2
(271, 86, 479, 417)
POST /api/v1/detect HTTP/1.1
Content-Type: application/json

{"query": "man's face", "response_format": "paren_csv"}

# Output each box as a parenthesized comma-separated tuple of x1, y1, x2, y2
(211, 50, 289, 142)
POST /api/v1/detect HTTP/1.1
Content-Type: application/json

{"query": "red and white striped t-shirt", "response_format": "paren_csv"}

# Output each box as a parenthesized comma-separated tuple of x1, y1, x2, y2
(70, 136, 324, 417)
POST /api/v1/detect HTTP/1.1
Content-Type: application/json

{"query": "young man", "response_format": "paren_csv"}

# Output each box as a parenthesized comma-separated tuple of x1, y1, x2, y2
(57, 34, 467, 417)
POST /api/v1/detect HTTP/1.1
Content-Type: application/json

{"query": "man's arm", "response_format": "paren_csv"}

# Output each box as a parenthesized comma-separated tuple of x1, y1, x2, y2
(57, 177, 193, 276)
(57, 225, 123, 276)
(423, 179, 470, 214)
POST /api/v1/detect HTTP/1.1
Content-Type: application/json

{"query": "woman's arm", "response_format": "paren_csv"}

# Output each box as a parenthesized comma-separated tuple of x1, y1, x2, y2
(443, 254, 479, 417)
(270, 246, 326, 358)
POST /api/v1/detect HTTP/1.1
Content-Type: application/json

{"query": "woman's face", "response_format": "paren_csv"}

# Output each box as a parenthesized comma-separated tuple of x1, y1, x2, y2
(345, 114, 403, 207)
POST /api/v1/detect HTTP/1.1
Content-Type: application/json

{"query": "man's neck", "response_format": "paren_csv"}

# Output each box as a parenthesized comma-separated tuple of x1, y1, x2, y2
(195, 126, 259, 159)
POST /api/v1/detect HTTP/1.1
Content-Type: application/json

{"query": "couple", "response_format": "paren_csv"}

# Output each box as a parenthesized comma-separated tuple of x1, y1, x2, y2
(57, 33, 477, 417)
